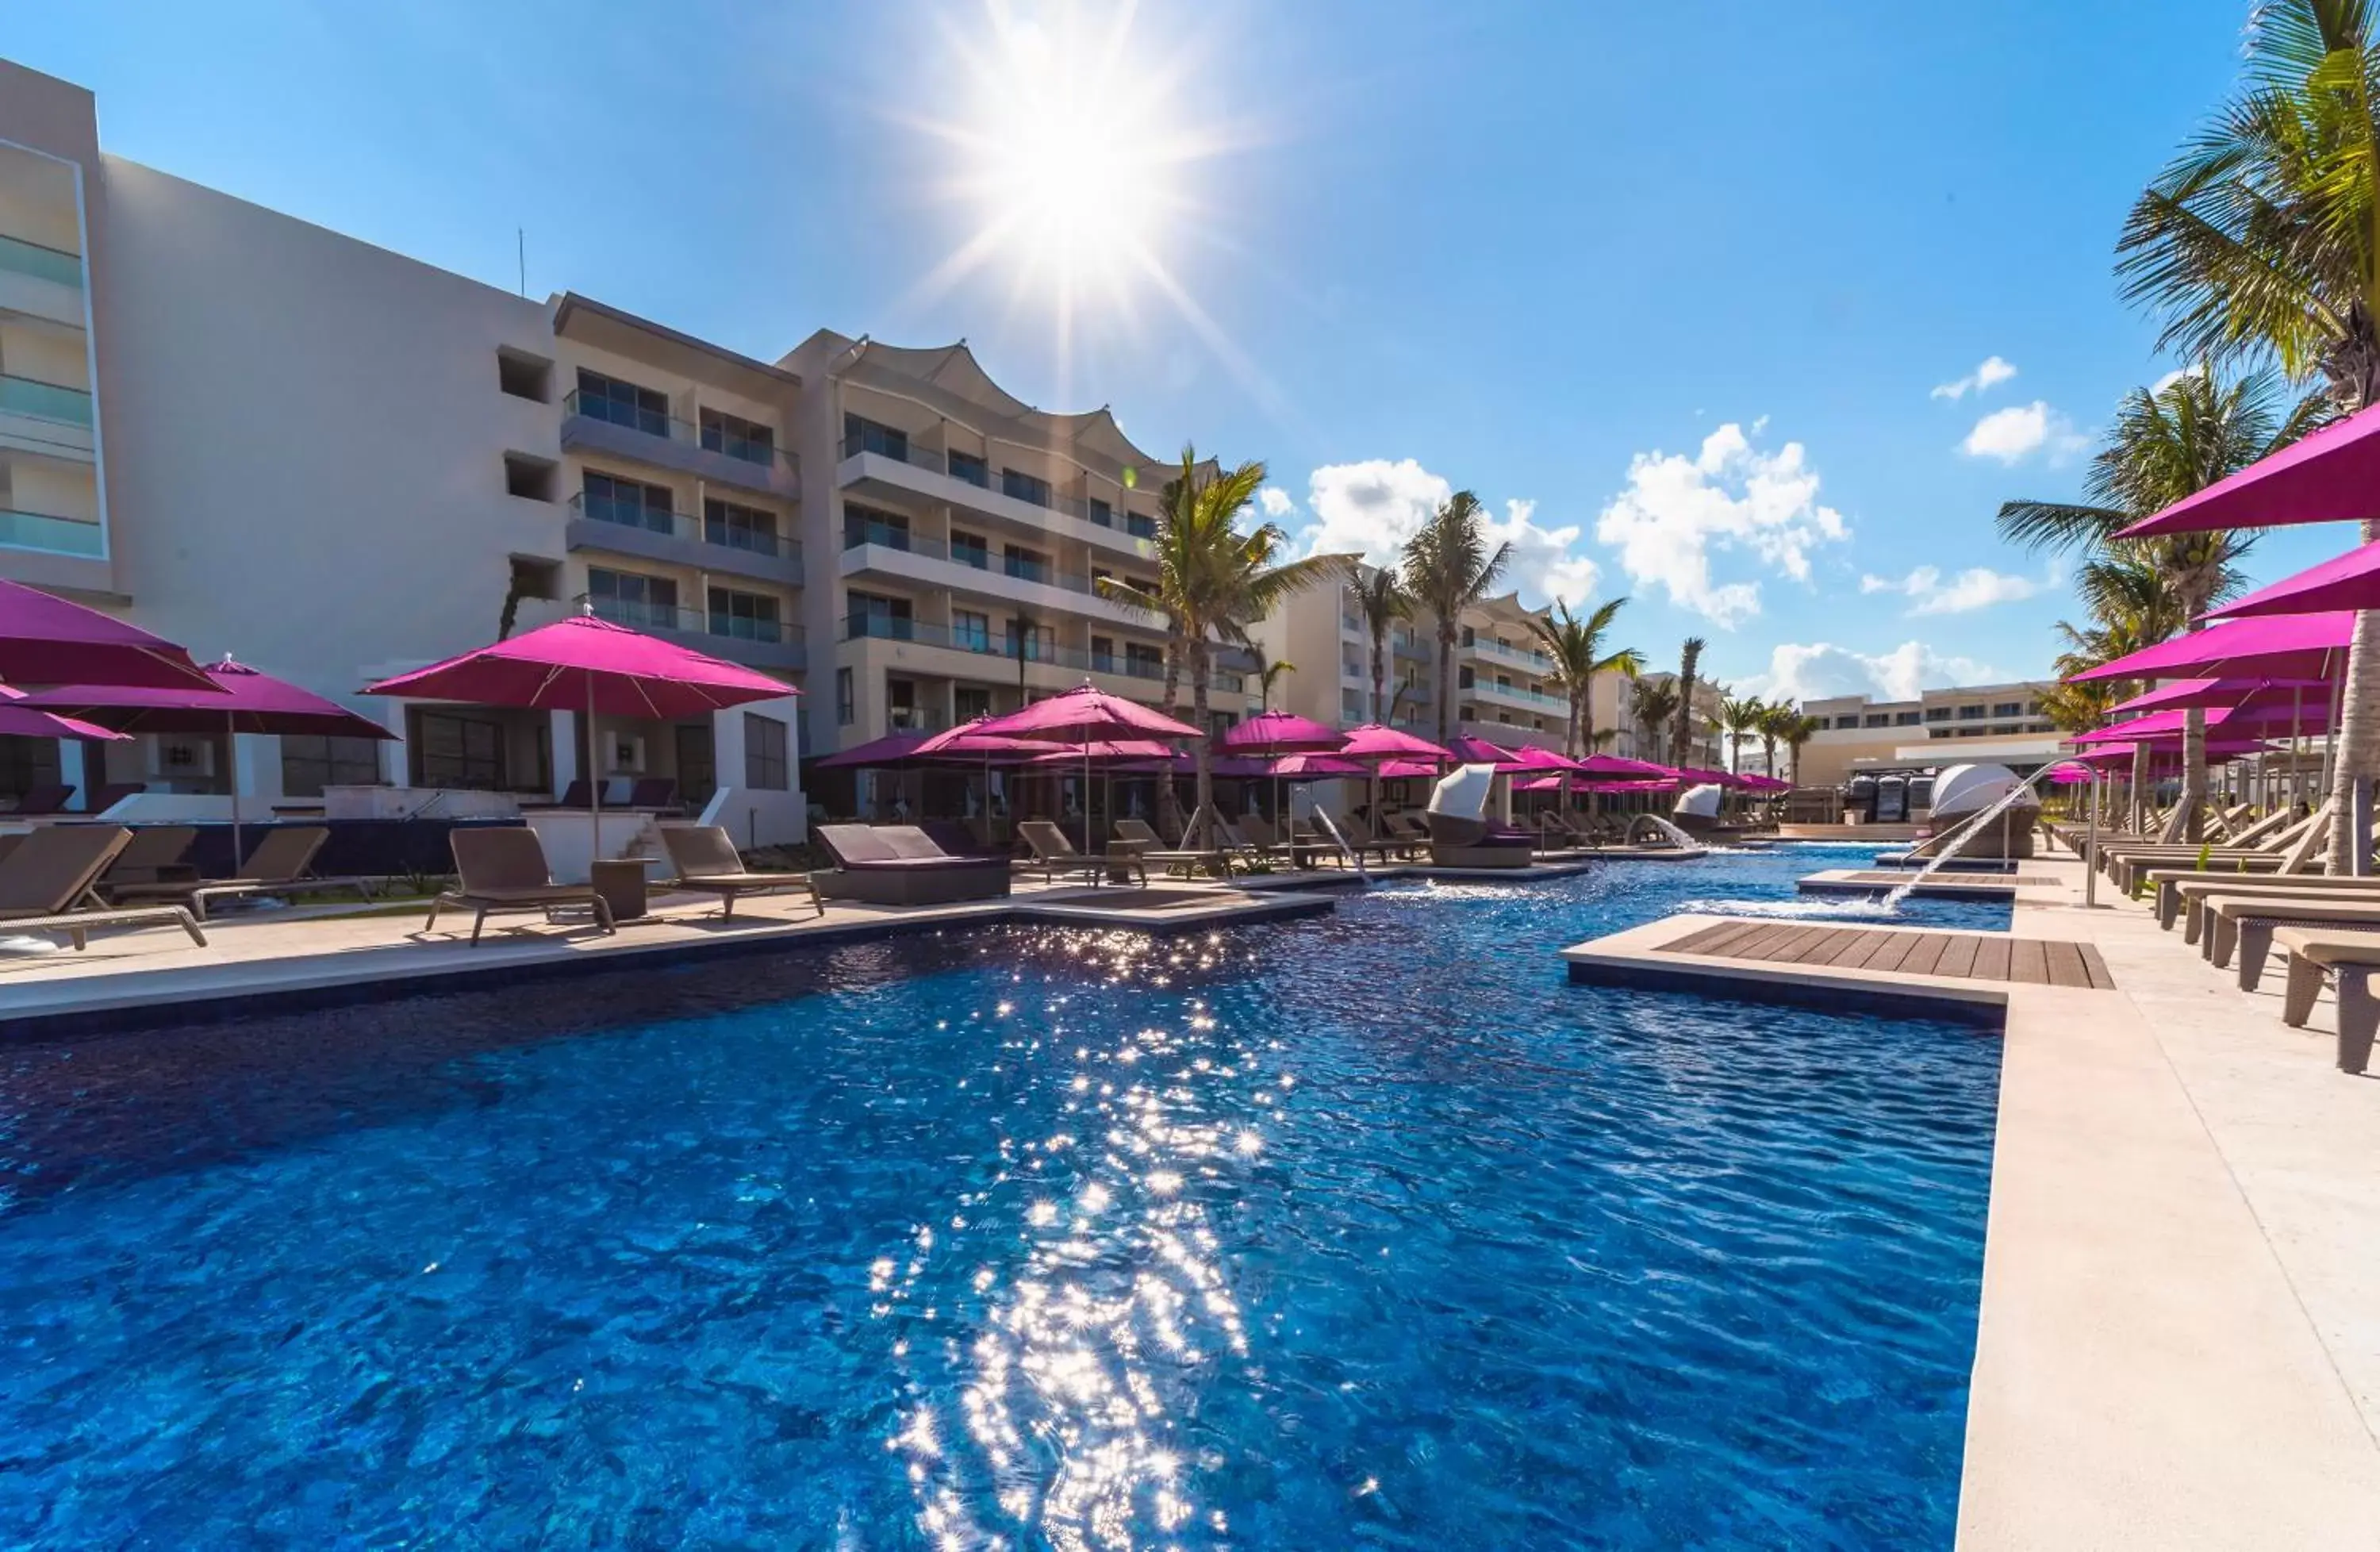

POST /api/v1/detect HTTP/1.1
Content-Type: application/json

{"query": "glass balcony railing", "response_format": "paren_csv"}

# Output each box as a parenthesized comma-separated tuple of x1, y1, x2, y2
(0, 508, 102, 557)
(0, 374, 93, 427)
(841, 524, 1138, 601)
(563, 390, 793, 474)
(590, 596, 802, 646)
(0, 233, 83, 290)
(842, 613, 1169, 681)
(1465, 636, 1555, 673)
(839, 432, 1163, 539)
(570, 493, 793, 567)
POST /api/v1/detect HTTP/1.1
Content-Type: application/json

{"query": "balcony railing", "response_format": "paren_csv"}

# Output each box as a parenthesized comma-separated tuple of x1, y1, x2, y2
(839, 432, 1161, 538)
(569, 492, 800, 578)
(1466, 636, 1554, 673)
(843, 613, 1168, 681)
(842, 524, 1134, 601)
(0, 508, 102, 557)
(590, 596, 804, 647)
(0, 233, 83, 290)
(0, 374, 93, 427)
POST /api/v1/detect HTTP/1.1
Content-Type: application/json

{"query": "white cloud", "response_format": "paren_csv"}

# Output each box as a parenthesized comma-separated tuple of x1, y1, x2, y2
(1930, 355, 2018, 401)
(1747, 640, 2002, 705)
(1257, 486, 1297, 520)
(1856, 564, 2042, 615)
(1960, 400, 2088, 464)
(1591, 422, 1851, 628)
(2152, 363, 2205, 394)
(1291, 460, 1603, 609)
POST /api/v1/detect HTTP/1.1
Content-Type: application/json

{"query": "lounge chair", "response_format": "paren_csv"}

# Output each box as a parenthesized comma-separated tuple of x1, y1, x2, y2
(2099, 804, 2330, 895)
(1018, 819, 1147, 887)
(628, 777, 679, 812)
(2197, 889, 2380, 987)
(7, 784, 73, 816)
(97, 824, 198, 893)
(529, 779, 595, 810)
(658, 824, 822, 919)
(0, 824, 207, 950)
(1238, 814, 1336, 869)
(84, 782, 145, 814)
(423, 826, 615, 945)
(815, 824, 1012, 905)
(111, 827, 378, 921)
(1114, 817, 1230, 878)
(1423, 765, 1534, 869)
(2271, 927, 2380, 1072)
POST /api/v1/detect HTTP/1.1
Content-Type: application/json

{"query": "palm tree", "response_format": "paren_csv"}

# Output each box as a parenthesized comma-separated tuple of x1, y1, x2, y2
(1630, 677, 1680, 765)
(1352, 567, 1409, 727)
(1998, 366, 2317, 837)
(2115, 0, 2378, 861)
(1718, 693, 1768, 774)
(1671, 637, 1706, 772)
(1753, 702, 1796, 781)
(1255, 658, 1296, 712)
(1527, 598, 1642, 757)
(1773, 710, 1823, 786)
(2051, 554, 2190, 828)
(1401, 492, 1511, 742)
(1097, 447, 1350, 847)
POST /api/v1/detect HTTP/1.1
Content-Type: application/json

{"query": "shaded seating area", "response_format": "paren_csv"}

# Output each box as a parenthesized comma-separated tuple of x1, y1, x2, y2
(658, 825, 822, 919)
(111, 826, 378, 921)
(1019, 820, 1148, 887)
(4, 783, 75, 816)
(1114, 816, 1231, 878)
(0, 824, 207, 950)
(1424, 765, 1535, 869)
(423, 826, 615, 946)
(814, 824, 1012, 905)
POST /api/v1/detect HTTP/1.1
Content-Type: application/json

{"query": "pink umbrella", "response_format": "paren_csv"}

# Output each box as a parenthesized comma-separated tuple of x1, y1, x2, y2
(0, 684, 129, 743)
(1337, 724, 1451, 762)
(2207, 538, 2380, 620)
(0, 578, 221, 692)
(363, 613, 799, 871)
(2069, 611, 2355, 682)
(812, 731, 931, 770)
(1575, 753, 1675, 779)
(31, 656, 399, 861)
(972, 686, 1202, 847)
(1216, 711, 1345, 755)
(1267, 752, 1365, 778)
(2071, 707, 2240, 744)
(1510, 744, 1587, 772)
(2116, 400, 2380, 539)
(1374, 758, 1440, 780)
(2106, 676, 2328, 715)
(1443, 735, 1530, 772)
(2044, 762, 2095, 786)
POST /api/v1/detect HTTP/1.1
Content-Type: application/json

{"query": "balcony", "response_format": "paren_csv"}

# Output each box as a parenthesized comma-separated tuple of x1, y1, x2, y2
(1465, 636, 1553, 674)
(0, 508, 103, 559)
(1468, 677, 1567, 713)
(0, 234, 84, 330)
(566, 493, 803, 587)
(560, 390, 797, 500)
(0, 375, 94, 463)
(843, 611, 1168, 681)
(587, 597, 806, 673)
(835, 433, 1158, 559)
(839, 529, 1151, 628)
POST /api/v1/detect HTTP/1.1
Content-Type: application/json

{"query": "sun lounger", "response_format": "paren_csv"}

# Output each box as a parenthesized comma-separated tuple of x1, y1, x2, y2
(1238, 814, 1337, 868)
(627, 777, 678, 812)
(815, 824, 1013, 905)
(7, 784, 73, 816)
(84, 782, 145, 814)
(1018, 820, 1147, 887)
(109, 827, 378, 921)
(2196, 889, 2380, 987)
(1113, 817, 1230, 878)
(423, 826, 615, 945)
(658, 824, 822, 919)
(2271, 927, 2380, 1072)
(1331, 812, 1413, 863)
(2100, 805, 2331, 894)
(97, 824, 198, 893)
(2144, 859, 2316, 931)
(0, 824, 207, 949)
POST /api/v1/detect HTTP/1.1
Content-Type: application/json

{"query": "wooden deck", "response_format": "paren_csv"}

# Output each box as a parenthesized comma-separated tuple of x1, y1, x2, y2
(1817, 870, 2059, 888)
(1658, 920, 2117, 989)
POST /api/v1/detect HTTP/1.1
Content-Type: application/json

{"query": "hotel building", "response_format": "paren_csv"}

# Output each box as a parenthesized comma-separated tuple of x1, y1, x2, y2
(0, 57, 1258, 840)
(1787, 682, 2063, 787)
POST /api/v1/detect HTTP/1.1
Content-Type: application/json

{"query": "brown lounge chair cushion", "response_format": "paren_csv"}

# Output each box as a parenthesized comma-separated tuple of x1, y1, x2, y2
(818, 824, 995, 872)
(426, 827, 613, 945)
(659, 826, 822, 919)
(2273, 927, 2380, 1072)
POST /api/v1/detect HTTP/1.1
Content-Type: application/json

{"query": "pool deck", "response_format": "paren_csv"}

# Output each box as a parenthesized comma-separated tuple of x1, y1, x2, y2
(1793, 866, 2065, 901)
(1565, 843, 2380, 1548)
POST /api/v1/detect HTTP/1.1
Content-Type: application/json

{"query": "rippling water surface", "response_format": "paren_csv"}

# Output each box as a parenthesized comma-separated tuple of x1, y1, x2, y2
(0, 846, 2003, 1549)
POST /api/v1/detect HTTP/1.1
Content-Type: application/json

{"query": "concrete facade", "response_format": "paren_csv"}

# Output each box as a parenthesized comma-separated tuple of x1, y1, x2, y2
(1793, 682, 2062, 787)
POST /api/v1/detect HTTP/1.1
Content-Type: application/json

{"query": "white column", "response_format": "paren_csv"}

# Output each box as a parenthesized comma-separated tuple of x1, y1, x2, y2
(234, 734, 286, 814)
(57, 738, 91, 802)
(701, 695, 806, 849)
(551, 709, 579, 797)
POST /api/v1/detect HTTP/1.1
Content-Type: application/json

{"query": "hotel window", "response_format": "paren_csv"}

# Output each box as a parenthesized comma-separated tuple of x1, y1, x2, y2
(1126, 511, 1156, 540)
(708, 587, 781, 642)
(1343, 688, 1365, 720)
(1006, 621, 1056, 661)
(704, 498, 778, 555)
(1458, 667, 1476, 690)
(954, 609, 993, 653)
(279, 734, 382, 797)
(887, 678, 920, 728)
(1090, 635, 1116, 673)
(835, 668, 854, 725)
(1001, 467, 1053, 507)
(743, 713, 789, 789)
(583, 472, 674, 532)
(1894, 711, 1921, 726)
(1993, 701, 2022, 717)
(701, 408, 773, 466)
(954, 686, 992, 722)
(1957, 705, 1987, 720)
(844, 504, 911, 551)
(1925, 706, 1953, 722)
(1864, 713, 1890, 728)
(1125, 643, 1164, 678)
(947, 449, 989, 487)
(843, 413, 908, 461)
(951, 530, 990, 569)
(413, 709, 514, 791)
(587, 567, 678, 630)
(574, 369, 669, 436)
(1004, 545, 1050, 584)
(846, 590, 912, 639)
(1088, 497, 1113, 528)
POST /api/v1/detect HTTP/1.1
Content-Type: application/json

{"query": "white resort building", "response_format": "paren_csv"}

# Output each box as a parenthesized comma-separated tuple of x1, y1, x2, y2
(1787, 682, 2063, 787)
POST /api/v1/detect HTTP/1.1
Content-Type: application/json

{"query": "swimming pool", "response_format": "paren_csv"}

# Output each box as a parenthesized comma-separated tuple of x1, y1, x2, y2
(0, 847, 2003, 1547)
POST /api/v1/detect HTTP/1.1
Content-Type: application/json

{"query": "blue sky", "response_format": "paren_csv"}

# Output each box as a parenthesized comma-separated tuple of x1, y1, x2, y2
(14, 1, 2348, 703)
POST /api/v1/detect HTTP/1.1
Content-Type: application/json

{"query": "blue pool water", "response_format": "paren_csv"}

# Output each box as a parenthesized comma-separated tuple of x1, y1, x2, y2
(0, 846, 2004, 1548)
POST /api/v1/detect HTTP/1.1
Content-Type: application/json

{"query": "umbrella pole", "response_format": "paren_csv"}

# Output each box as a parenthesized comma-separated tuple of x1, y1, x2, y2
(587, 674, 602, 882)
(228, 709, 243, 872)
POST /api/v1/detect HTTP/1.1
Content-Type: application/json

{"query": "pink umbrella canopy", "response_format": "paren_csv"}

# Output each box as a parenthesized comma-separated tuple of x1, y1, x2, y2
(25, 657, 397, 740)
(363, 614, 797, 718)
(1510, 744, 1587, 772)
(1573, 752, 1676, 780)
(2206, 537, 2380, 620)
(1674, 766, 1748, 789)
(2116, 399, 2380, 539)
(0, 684, 129, 743)
(1266, 752, 1366, 778)
(2105, 676, 2328, 715)
(811, 731, 931, 770)
(1023, 739, 1178, 766)
(1373, 758, 1441, 780)
(911, 717, 1068, 762)
(2043, 762, 2096, 785)
(1336, 724, 1451, 762)
(975, 682, 1203, 742)
(1442, 734, 1532, 772)
(1216, 711, 1346, 755)
(2070, 707, 2240, 745)
(2069, 611, 2356, 682)
(0, 578, 221, 692)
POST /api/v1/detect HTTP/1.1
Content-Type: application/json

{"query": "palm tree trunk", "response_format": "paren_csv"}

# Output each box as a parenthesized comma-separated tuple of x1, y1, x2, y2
(1370, 628, 1388, 728)
(2327, 551, 2380, 874)
(1581, 671, 1596, 753)
(2130, 739, 2150, 833)
(1191, 640, 1214, 850)
(1435, 627, 1454, 743)
(1157, 637, 1185, 843)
